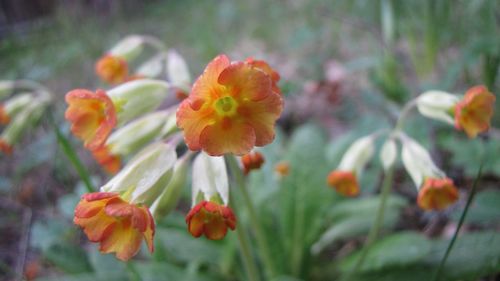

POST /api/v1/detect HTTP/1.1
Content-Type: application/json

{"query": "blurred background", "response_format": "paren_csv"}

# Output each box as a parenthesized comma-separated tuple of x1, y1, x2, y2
(0, 0, 499, 280)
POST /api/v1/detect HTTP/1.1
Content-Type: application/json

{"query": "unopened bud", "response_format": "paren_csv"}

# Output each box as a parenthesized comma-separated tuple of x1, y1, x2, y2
(150, 155, 189, 219)
(416, 90, 459, 125)
(108, 35, 144, 61)
(106, 110, 173, 156)
(101, 143, 177, 206)
(107, 79, 170, 125)
(136, 53, 166, 78)
(191, 152, 228, 206)
(400, 134, 444, 188)
(380, 138, 397, 171)
(338, 135, 375, 175)
(167, 50, 191, 92)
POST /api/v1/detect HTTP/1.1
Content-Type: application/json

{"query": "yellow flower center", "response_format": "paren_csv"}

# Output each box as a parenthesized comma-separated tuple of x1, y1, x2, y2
(214, 96, 237, 116)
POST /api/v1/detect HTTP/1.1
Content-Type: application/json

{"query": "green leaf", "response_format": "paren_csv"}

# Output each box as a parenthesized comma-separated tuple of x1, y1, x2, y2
(155, 228, 222, 265)
(451, 189, 500, 225)
(339, 232, 431, 272)
(427, 231, 500, 280)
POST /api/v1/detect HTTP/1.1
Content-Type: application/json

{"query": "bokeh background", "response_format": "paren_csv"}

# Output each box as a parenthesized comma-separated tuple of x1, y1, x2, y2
(0, 1, 499, 281)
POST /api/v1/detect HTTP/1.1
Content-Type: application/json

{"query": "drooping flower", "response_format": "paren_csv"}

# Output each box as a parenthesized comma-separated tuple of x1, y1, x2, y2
(241, 151, 265, 175)
(95, 55, 129, 85)
(188, 152, 236, 240)
(245, 57, 281, 94)
(326, 135, 375, 197)
(65, 89, 117, 150)
(400, 133, 459, 211)
(65, 80, 169, 150)
(327, 170, 359, 197)
(73, 192, 154, 261)
(454, 85, 496, 138)
(186, 200, 236, 240)
(176, 54, 283, 156)
(417, 177, 459, 211)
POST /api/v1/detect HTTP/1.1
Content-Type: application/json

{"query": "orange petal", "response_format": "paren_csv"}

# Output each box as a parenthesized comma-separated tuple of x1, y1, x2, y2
(176, 98, 215, 151)
(245, 57, 281, 94)
(95, 55, 129, 85)
(418, 178, 459, 211)
(454, 85, 496, 138)
(218, 62, 272, 101)
(326, 170, 360, 197)
(99, 219, 143, 261)
(190, 54, 230, 100)
(199, 118, 256, 156)
(65, 89, 117, 149)
(237, 91, 283, 146)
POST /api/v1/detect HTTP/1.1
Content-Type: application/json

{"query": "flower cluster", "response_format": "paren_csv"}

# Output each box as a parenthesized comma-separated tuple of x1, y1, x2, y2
(0, 81, 51, 154)
(66, 35, 283, 261)
(327, 85, 495, 211)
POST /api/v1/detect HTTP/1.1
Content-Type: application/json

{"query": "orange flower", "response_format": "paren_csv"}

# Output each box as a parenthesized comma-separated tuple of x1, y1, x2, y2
(95, 55, 129, 85)
(0, 138, 12, 154)
(326, 170, 360, 197)
(91, 146, 121, 174)
(176, 55, 283, 156)
(74, 192, 154, 261)
(185, 201, 236, 240)
(65, 89, 117, 150)
(241, 151, 265, 175)
(274, 161, 290, 177)
(454, 85, 496, 138)
(0, 104, 10, 125)
(417, 178, 459, 211)
(245, 57, 281, 94)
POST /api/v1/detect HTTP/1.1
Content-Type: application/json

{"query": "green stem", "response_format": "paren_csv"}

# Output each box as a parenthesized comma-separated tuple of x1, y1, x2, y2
(49, 112, 95, 193)
(233, 208, 261, 281)
(341, 163, 395, 281)
(395, 98, 417, 131)
(431, 163, 483, 281)
(226, 155, 277, 279)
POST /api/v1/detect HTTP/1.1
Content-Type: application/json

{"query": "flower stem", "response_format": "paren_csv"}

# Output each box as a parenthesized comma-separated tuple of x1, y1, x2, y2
(233, 210, 261, 281)
(341, 163, 395, 281)
(395, 98, 417, 131)
(226, 155, 277, 280)
(431, 162, 483, 281)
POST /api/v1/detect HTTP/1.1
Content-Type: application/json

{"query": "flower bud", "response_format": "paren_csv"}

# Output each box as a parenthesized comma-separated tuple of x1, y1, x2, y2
(338, 135, 375, 174)
(101, 143, 177, 206)
(2, 93, 35, 123)
(240, 151, 265, 175)
(1, 99, 48, 154)
(400, 134, 444, 188)
(416, 90, 459, 125)
(274, 161, 290, 177)
(106, 110, 173, 156)
(107, 79, 170, 125)
(0, 81, 14, 99)
(136, 53, 166, 78)
(108, 35, 144, 62)
(150, 155, 189, 219)
(167, 50, 191, 92)
(380, 138, 397, 171)
(191, 152, 228, 206)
